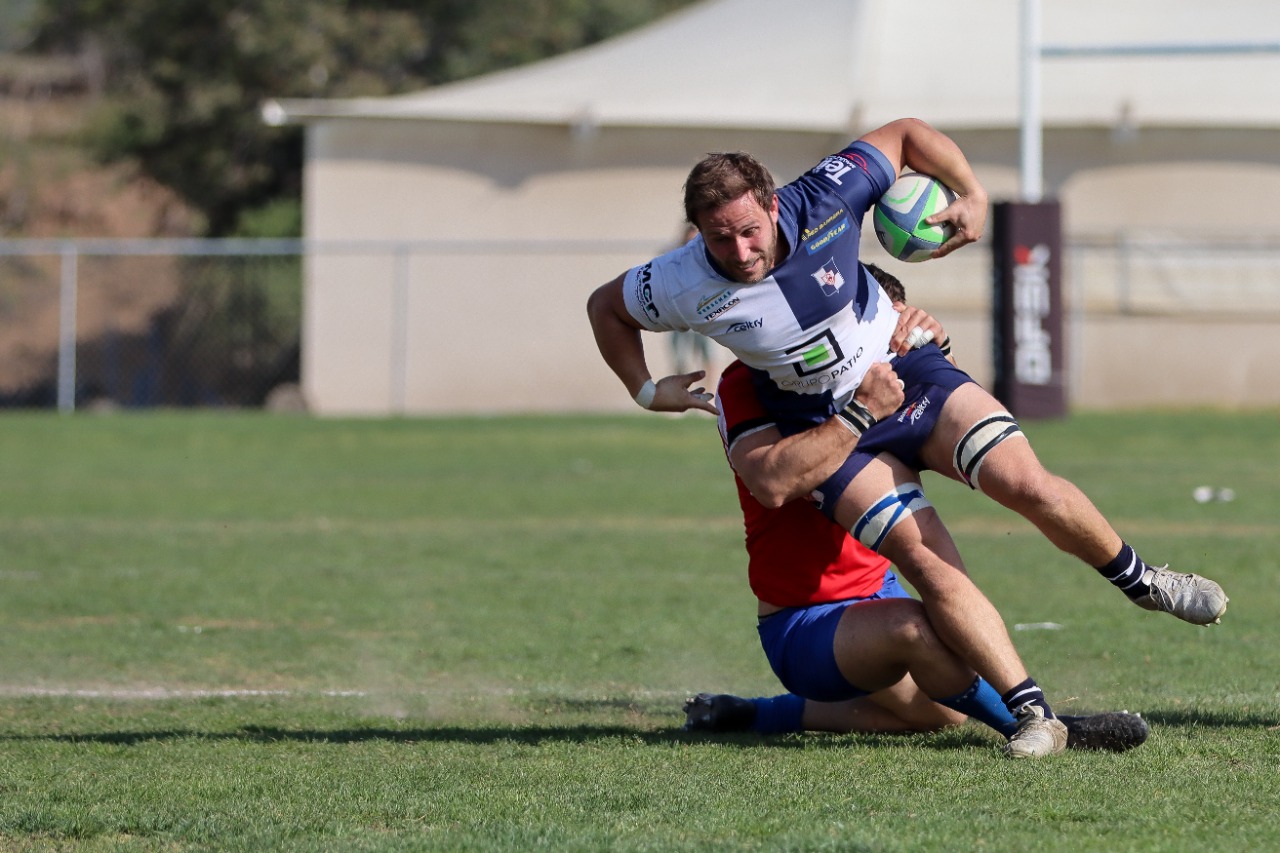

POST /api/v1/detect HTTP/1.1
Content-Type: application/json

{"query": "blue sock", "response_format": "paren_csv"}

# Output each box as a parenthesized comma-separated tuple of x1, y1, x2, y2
(1095, 541, 1152, 601)
(1001, 677, 1055, 720)
(936, 676, 1017, 737)
(751, 693, 806, 734)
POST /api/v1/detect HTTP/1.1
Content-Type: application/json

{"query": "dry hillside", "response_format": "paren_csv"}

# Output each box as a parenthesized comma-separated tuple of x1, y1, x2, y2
(0, 55, 200, 401)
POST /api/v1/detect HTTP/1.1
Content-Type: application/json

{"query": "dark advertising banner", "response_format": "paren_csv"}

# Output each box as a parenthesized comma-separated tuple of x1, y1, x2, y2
(992, 201, 1066, 419)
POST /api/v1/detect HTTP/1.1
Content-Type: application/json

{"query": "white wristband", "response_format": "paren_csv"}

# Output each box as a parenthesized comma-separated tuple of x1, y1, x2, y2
(634, 379, 657, 409)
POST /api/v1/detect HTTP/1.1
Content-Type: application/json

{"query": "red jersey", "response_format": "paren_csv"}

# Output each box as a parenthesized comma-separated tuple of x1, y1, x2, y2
(716, 360, 891, 606)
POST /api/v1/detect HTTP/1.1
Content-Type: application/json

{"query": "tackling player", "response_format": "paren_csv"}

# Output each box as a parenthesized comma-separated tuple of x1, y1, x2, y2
(682, 289, 1147, 752)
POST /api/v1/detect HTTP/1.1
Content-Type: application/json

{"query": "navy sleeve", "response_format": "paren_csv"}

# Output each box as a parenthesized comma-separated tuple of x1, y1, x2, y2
(803, 140, 898, 217)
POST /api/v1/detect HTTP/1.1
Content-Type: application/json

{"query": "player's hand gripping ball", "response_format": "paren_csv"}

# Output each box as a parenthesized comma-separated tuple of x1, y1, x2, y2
(873, 172, 957, 262)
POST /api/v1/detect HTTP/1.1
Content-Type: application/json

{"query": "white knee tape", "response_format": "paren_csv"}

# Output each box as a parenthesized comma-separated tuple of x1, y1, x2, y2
(953, 413, 1025, 491)
(852, 484, 932, 552)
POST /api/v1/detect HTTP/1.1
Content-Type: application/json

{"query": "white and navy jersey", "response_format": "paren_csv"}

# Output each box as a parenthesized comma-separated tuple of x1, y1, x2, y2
(623, 141, 900, 421)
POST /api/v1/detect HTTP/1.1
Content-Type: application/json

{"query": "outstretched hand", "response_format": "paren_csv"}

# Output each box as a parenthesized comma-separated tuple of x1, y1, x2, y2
(650, 371, 719, 415)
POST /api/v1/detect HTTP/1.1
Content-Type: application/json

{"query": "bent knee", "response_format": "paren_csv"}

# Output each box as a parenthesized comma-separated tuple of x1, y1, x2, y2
(988, 467, 1071, 515)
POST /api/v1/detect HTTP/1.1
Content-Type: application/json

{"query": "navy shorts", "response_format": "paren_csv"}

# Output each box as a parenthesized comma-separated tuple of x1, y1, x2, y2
(780, 346, 975, 521)
(756, 571, 913, 702)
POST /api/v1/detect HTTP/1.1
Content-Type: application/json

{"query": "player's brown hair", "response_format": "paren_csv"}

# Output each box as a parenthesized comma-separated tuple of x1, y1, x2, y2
(683, 152, 776, 227)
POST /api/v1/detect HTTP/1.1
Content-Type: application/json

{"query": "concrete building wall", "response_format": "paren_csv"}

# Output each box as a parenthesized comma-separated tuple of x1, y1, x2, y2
(299, 119, 1280, 415)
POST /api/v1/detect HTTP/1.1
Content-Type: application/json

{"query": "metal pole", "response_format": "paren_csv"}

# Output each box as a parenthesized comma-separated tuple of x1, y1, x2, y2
(390, 247, 410, 415)
(1019, 0, 1043, 202)
(57, 244, 78, 413)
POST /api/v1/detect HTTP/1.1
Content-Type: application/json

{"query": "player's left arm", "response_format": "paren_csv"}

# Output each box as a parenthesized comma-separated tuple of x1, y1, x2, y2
(858, 118, 988, 258)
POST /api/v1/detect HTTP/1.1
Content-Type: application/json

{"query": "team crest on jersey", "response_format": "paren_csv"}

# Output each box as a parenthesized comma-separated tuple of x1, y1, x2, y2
(811, 259, 845, 297)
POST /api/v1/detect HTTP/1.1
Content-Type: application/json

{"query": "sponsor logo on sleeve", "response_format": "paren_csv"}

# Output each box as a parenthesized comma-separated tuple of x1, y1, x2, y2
(811, 152, 867, 186)
(633, 263, 659, 321)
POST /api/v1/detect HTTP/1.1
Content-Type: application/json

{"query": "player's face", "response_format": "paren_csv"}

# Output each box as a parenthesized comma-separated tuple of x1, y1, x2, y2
(696, 193, 780, 284)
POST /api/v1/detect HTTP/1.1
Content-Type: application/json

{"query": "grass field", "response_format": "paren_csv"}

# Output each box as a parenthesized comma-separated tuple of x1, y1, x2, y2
(0, 409, 1277, 851)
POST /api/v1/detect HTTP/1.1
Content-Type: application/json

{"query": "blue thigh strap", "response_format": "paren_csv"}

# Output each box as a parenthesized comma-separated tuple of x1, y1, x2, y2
(852, 484, 932, 552)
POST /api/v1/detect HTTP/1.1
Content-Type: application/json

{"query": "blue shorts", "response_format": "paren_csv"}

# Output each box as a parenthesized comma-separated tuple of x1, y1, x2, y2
(756, 571, 913, 702)
(779, 346, 975, 521)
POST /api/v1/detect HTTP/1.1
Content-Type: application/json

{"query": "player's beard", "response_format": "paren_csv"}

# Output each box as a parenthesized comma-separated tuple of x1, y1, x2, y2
(731, 237, 777, 284)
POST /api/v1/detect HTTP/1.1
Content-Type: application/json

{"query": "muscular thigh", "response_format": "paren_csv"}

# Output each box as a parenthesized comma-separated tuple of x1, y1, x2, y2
(832, 597, 929, 692)
(919, 382, 1039, 489)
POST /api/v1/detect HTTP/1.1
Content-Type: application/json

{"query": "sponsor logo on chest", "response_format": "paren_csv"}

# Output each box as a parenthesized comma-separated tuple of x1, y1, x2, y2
(805, 217, 850, 255)
(725, 318, 763, 334)
(697, 288, 740, 321)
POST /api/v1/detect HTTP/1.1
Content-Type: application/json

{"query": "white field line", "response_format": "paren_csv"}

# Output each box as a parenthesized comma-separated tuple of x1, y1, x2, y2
(0, 685, 688, 702)
(0, 686, 368, 699)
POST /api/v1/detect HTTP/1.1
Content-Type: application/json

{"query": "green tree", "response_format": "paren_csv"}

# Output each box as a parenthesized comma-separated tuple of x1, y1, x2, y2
(26, 0, 696, 236)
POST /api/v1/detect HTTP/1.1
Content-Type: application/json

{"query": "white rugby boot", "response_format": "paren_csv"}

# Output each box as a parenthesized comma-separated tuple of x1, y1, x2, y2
(1003, 704, 1068, 759)
(1134, 566, 1228, 625)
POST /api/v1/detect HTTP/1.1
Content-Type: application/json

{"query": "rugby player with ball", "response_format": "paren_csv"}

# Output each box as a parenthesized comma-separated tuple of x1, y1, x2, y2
(588, 118, 1226, 758)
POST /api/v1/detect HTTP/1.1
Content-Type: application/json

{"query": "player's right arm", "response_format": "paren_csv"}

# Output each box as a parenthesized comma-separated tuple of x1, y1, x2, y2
(858, 118, 988, 258)
(730, 421, 855, 509)
(586, 275, 718, 414)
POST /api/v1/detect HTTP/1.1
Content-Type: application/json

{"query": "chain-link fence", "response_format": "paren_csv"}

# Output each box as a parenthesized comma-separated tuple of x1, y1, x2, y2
(0, 239, 302, 410)
(1, 236, 1278, 411)
(1068, 235, 1280, 316)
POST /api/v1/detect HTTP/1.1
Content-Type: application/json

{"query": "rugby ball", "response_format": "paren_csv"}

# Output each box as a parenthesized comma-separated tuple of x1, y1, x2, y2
(873, 172, 957, 262)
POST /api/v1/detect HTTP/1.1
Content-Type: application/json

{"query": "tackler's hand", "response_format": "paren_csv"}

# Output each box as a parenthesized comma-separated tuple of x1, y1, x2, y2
(835, 363, 903, 436)
(853, 362, 905, 424)
(889, 305, 947, 357)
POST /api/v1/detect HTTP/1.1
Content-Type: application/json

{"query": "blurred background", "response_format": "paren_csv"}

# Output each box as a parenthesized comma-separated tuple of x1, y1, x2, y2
(2, 0, 1278, 414)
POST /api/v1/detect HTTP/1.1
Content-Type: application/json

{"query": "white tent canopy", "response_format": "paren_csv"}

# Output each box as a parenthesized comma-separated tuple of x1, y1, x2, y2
(265, 0, 1280, 415)
(266, 0, 1280, 134)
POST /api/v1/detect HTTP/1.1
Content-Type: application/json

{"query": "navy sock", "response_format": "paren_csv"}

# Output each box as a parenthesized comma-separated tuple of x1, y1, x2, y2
(1095, 541, 1152, 601)
(1000, 678, 1055, 720)
(936, 676, 1017, 737)
(751, 694, 806, 734)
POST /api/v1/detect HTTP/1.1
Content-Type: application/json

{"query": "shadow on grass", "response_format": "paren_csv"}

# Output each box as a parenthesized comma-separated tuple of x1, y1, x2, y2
(1138, 708, 1280, 728)
(0, 724, 992, 751)
(2, 704, 1268, 750)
